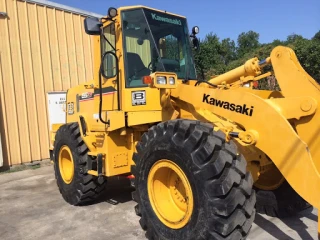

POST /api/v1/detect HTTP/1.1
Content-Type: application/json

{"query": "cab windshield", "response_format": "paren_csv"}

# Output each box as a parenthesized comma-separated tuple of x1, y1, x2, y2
(122, 8, 197, 87)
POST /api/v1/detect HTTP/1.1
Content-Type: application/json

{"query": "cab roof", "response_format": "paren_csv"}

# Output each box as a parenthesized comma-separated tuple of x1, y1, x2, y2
(114, 5, 186, 19)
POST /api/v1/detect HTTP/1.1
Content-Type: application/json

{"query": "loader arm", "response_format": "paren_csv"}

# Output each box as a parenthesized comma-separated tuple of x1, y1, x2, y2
(170, 46, 320, 211)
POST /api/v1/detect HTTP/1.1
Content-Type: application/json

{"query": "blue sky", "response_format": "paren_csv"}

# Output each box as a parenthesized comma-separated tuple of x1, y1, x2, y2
(52, 0, 319, 44)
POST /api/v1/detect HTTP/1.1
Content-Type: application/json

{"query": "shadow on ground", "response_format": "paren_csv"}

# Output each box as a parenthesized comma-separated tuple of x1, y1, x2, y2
(254, 207, 317, 240)
(92, 177, 134, 206)
(84, 174, 319, 240)
(89, 177, 318, 240)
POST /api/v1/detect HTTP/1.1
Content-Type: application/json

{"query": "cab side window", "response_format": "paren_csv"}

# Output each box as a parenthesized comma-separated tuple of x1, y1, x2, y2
(122, 9, 154, 88)
(102, 24, 116, 78)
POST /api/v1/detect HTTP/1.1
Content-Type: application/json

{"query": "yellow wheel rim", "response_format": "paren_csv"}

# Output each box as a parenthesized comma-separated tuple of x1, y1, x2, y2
(58, 145, 74, 184)
(147, 159, 194, 229)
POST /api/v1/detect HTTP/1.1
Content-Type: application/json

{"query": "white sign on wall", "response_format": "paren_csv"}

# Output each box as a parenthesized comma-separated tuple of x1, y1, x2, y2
(47, 92, 67, 131)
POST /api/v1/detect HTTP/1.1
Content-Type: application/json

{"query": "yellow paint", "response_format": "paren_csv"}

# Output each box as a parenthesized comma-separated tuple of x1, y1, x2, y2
(122, 87, 162, 112)
(46, 5, 320, 234)
(150, 72, 178, 89)
(105, 111, 126, 131)
(171, 46, 320, 211)
(117, 5, 186, 18)
(102, 130, 133, 176)
(87, 170, 98, 176)
(127, 111, 162, 126)
(113, 152, 129, 168)
(58, 145, 74, 184)
(50, 123, 63, 149)
(81, 111, 126, 132)
(254, 165, 285, 191)
(171, 82, 320, 209)
(265, 97, 317, 120)
(209, 57, 261, 85)
(147, 159, 193, 229)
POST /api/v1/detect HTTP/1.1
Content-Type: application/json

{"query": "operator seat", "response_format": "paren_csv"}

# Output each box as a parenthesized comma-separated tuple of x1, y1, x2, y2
(127, 52, 150, 86)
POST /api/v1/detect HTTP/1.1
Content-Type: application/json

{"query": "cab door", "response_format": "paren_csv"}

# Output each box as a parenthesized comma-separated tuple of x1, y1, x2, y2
(120, 9, 161, 114)
(95, 22, 119, 113)
(121, 42, 162, 112)
(90, 21, 127, 132)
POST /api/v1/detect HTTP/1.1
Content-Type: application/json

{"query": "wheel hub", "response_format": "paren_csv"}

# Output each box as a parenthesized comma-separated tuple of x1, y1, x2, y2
(147, 159, 194, 229)
(254, 164, 284, 190)
(58, 145, 74, 184)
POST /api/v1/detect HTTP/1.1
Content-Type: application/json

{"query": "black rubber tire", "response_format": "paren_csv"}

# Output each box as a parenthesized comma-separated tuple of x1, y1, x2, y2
(131, 120, 256, 240)
(53, 122, 107, 205)
(255, 180, 311, 218)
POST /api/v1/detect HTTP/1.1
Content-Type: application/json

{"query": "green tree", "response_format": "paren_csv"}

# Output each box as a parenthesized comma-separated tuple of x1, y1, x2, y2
(237, 31, 260, 57)
(270, 39, 284, 47)
(194, 33, 223, 80)
(294, 38, 320, 82)
(312, 31, 320, 41)
(286, 33, 304, 44)
(194, 30, 320, 84)
(219, 38, 237, 65)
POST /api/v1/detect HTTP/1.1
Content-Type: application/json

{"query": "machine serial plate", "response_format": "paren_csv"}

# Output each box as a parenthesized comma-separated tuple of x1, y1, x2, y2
(67, 102, 74, 115)
(132, 90, 146, 106)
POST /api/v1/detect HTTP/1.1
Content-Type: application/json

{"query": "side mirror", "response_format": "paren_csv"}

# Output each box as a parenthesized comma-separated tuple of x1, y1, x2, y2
(84, 17, 102, 35)
(192, 26, 200, 35)
(101, 51, 118, 78)
(108, 7, 118, 18)
(190, 26, 200, 51)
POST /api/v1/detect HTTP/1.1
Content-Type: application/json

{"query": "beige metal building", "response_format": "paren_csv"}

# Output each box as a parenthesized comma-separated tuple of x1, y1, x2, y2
(0, 0, 103, 167)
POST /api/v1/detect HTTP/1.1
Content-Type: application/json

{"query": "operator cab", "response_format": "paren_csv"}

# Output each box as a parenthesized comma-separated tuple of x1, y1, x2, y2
(85, 6, 200, 87)
(84, 6, 200, 113)
(121, 8, 198, 87)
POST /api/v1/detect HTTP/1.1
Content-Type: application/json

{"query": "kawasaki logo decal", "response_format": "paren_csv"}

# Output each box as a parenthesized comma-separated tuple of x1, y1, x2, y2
(151, 13, 182, 25)
(202, 94, 254, 116)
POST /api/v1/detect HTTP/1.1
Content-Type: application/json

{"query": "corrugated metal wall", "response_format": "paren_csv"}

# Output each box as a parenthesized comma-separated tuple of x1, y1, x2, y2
(0, 0, 96, 166)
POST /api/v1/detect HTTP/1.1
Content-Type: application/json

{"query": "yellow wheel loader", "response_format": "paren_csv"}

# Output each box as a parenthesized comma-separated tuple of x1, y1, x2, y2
(49, 5, 320, 240)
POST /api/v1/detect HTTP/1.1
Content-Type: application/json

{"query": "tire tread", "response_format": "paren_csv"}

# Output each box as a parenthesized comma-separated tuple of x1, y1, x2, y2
(53, 123, 107, 206)
(131, 120, 256, 240)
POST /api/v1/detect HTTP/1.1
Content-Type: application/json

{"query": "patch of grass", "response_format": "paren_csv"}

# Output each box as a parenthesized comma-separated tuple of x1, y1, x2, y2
(0, 163, 41, 174)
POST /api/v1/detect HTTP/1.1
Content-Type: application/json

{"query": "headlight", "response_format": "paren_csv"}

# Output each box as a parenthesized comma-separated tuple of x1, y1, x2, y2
(168, 77, 175, 85)
(157, 76, 167, 85)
